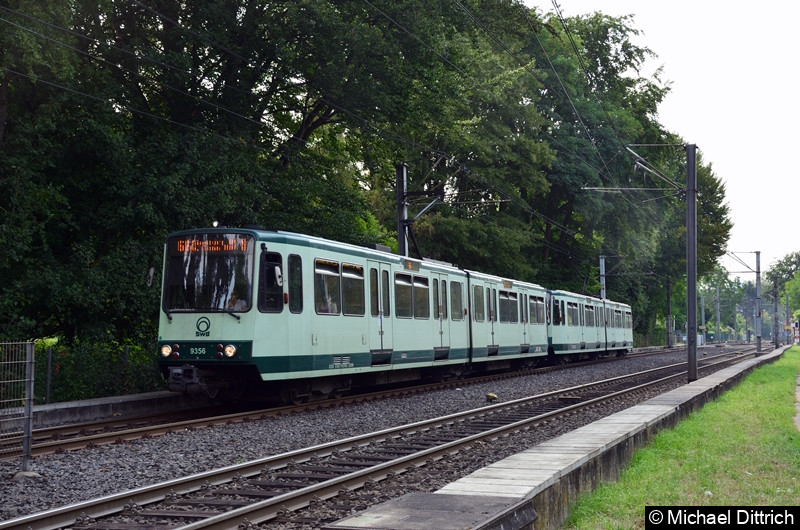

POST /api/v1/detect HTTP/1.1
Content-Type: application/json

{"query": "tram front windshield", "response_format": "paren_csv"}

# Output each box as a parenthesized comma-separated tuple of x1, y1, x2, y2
(163, 233, 254, 312)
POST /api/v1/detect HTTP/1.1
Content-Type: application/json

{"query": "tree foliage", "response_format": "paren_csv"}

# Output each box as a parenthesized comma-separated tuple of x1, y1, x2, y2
(0, 0, 739, 399)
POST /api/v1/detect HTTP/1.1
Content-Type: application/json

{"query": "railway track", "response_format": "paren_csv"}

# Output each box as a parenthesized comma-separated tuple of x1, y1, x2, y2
(3, 343, 745, 459)
(0, 347, 758, 530)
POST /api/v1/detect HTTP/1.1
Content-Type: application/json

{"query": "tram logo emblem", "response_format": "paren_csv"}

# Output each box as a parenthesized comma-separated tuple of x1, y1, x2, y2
(196, 317, 211, 337)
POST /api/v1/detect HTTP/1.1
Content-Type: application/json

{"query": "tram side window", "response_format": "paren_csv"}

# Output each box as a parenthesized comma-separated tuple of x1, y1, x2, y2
(413, 276, 430, 319)
(342, 263, 365, 316)
(433, 279, 440, 319)
(382, 271, 391, 318)
(258, 252, 283, 313)
(553, 299, 567, 326)
(585, 305, 595, 327)
(315, 259, 341, 314)
(288, 254, 302, 314)
(370, 268, 379, 317)
(567, 302, 580, 326)
(520, 294, 527, 323)
(370, 269, 391, 317)
(626, 311, 632, 328)
(487, 287, 497, 322)
(473, 285, 485, 321)
(395, 273, 413, 318)
(451, 281, 463, 321)
(530, 296, 545, 325)
(440, 280, 448, 320)
(499, 291, 518, 323)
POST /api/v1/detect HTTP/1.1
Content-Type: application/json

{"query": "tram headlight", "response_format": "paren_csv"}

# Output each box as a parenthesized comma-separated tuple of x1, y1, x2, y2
(223, 344, 237, 358)
(160, 344, 172, 357)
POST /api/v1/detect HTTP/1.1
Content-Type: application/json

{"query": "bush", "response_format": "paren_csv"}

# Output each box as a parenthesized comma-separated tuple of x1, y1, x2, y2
(34, 336, 164, 404)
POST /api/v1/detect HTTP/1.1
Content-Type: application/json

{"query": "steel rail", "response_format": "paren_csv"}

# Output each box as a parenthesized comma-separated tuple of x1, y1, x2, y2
(0, 347, 755, 530)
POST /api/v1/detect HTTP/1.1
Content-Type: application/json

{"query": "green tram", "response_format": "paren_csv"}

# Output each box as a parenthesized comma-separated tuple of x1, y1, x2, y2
(157, 227, 633, 402)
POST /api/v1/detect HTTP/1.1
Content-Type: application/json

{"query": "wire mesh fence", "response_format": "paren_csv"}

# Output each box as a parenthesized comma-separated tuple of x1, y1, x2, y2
(1, 342, 35, 471)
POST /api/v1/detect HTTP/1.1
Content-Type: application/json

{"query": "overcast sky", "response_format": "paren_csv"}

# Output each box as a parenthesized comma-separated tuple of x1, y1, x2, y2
(525, 1, 799, 280)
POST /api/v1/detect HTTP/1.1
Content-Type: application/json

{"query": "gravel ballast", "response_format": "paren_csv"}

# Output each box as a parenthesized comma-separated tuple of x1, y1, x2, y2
(0, 351, 694, 522)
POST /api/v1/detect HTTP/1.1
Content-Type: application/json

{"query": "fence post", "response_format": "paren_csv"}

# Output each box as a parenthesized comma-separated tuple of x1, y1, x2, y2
(0, 341, 35, 472)
(46, 345, 53, 404)
(22, 342, 35, 471)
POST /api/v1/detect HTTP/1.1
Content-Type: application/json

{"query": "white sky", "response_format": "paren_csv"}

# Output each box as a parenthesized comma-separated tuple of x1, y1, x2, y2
(525, 1, 800, 279)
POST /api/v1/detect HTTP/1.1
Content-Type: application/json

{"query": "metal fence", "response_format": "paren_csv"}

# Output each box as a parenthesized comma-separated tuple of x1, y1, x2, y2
(1, 341, 35, 471)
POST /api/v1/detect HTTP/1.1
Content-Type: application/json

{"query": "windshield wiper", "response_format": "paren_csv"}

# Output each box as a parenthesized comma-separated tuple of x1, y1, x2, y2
(220, 307, 241, 321)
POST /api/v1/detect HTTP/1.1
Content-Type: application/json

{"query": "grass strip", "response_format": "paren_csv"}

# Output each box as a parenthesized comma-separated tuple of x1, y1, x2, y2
(564, 346, 800, 529)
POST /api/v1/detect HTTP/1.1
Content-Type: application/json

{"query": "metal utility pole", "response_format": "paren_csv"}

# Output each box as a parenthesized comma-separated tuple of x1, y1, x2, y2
(396, 163, 409, 257)
(774, 278, 779, 349)
(700, 295, 706, 345)
(666, 278, 673, 348)
(715, 286, 721, 343)
(755, 251, 761, 353)
(599, 255, 606, 299)
(686, 144, 698, 382)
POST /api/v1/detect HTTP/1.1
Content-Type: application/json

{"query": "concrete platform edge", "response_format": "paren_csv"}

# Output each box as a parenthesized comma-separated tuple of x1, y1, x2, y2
(328, 347, 789, 530)
(476, 347, 789, 529)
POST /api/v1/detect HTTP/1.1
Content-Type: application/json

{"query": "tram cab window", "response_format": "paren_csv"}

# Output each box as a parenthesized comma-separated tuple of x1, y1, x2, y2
(258, 252, 284, 313)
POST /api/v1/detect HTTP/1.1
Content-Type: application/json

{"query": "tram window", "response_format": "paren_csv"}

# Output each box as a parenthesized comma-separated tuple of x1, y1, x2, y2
(499, 291, 518, 323)
(473, 285, 485, 321)
(382, 270, 391, 318)
(433, 279, 440, 319)
(530, 296, 545, 325)
(487, 287, 497, 322)
(451, 281, 463, 321)
(342, 263, 365, 316)
(585, 305, 595, 327)
(314, 259, 340, 315)
(370, 268, 379, 317)
(499, 291, 509, 322)
(395, 273, 413, 318)
(552, 299, 562, 326)
(555, 300, 567, 325)
(371, 268, 391, 317)
(567, 302, 579, 326)
(288, 254, 302, 314)
(258, 252, 283, 313)
(413, 276, 430, 319)
(626, 311, 632, 328)
(441, 281, 448, 320)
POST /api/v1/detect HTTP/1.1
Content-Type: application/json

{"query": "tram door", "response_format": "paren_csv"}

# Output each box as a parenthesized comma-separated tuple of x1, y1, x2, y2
(431, 274, 451, 360)
(368, 261, 393, 364)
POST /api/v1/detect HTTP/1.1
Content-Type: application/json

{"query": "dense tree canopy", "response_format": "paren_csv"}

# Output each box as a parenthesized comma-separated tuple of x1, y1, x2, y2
(1, 0, 739, 360)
